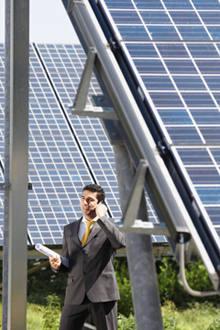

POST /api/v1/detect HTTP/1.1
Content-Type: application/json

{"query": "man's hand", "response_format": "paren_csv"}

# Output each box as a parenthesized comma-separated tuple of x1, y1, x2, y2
(95, 203, 107, 219)
(49, 255, 61, 270)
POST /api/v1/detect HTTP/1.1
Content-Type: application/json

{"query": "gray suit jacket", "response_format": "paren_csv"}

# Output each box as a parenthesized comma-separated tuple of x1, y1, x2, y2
(59, 216, 125, 305)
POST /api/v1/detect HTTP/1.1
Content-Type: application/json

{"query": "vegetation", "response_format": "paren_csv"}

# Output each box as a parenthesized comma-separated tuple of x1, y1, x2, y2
(0, 256, 220, 329)
(42, 294, 61, 330)
(156, 256, 218, 307)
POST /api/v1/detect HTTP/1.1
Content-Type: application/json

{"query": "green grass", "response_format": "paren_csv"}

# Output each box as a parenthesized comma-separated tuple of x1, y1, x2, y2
(26, 303, 46, 330)
(0, 301, 220, 329)
(0, 302, 47, 330)
(162, 301, 220, 330)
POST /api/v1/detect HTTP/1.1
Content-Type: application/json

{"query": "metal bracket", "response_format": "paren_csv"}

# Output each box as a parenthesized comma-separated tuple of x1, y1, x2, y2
(122, 159, 148, 226)
(0, 183, 11, 190)
(69, 46, 118, 120)
(0, 183, 32, 190)
(120, 220, 170, 236)
(28, 183, 33, 190)
(69, 94, 118, 120)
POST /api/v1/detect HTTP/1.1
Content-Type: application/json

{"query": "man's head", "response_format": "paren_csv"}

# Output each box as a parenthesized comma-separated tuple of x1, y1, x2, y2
(81, 184, 105, 220)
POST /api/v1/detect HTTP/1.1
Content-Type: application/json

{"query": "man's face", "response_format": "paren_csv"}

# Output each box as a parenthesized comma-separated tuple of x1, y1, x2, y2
(80, 190, 99, 220)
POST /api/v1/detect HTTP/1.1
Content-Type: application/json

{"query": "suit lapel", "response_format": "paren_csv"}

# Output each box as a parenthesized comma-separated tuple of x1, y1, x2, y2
(71, 218, 82, 247)
(84, 222, 101, 246)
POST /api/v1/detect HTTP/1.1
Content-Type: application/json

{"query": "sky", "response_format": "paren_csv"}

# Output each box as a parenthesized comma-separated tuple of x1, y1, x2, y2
(0, 0, 80, 44)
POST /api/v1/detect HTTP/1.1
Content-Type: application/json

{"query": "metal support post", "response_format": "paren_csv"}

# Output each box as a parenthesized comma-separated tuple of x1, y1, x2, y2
(3, 0, 29, 329)
(113, 144, 163, 330)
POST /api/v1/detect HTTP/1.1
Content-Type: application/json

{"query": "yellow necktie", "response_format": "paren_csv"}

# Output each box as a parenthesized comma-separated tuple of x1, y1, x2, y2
(81, 221, 95, 246)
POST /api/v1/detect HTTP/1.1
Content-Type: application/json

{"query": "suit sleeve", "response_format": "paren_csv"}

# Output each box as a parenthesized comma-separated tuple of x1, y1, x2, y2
(97, 216, 126, 250)
(53, 226, 69, 274)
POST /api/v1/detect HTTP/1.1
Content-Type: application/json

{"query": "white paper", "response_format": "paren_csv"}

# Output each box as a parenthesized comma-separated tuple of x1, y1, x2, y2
(35, 243, 69, 268)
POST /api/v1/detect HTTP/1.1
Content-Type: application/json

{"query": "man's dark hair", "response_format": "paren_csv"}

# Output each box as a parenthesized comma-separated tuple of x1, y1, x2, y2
(82, 184, 105, 203)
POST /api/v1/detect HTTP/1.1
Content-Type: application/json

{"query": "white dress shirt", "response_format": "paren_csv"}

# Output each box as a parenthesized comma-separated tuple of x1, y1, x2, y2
(78, 216, 99, 241)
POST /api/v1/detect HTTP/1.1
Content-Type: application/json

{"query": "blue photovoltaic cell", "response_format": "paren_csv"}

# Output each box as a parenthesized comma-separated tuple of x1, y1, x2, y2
(187, 44, 220, 58)
(206, 207, 220, 225)
(176, 148, 213, 165)
(195, 60, 220, 74)
(207, 27, 220, 41)
(199, 127, 220, 143)
(148, 26, 180, 40)
(135, 0, 164, 10)
(190, 109, 220, 125)
(192, 0, 220, 10)
(149, 92, 183, 107)
(204, 77, 220, 91)
(172, 76, 206, 91)
(133, 59, 166, 74)
(126, 43, 159, 57)
(210, 149, 220, 164)
(169, 11, 201, 25)
(157, 109, 193, 125)
(177, 26, 210, 40)
(181, 92, 216, 107)
(140, 11, 172, 24)
(196, 187, 220, 205)
(142, 76, 175, 90)
(163, 0, 193, 10)
(166, 127, 202, 144)
(164, 60, 198, 74)
(199, 12, 220, 24)
(213, 93, 220, 106)
(156, 44, 189, 58)
(104, 0, 135, 9)
(186, 167, 220, 184)
(117, 25, 150, 40)
(110, 11, 142, 24)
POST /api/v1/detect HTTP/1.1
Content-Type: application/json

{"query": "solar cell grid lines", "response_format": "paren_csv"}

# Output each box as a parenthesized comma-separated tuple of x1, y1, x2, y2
(25, 45, 99, 245)
(0, 42, 163, 245)
(35, 44, 163, 241)
(35, 44, 122, 218)
(97, 0, 220, 245)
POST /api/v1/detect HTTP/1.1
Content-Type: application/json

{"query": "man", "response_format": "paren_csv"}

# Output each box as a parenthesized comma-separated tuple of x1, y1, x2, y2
(49, 183, 125, 330)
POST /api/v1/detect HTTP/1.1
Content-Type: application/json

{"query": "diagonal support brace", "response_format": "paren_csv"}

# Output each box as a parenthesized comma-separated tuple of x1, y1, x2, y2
(122, 159, 148, 226)
(73, 47, 97, 111)
(120, 220, 170, 236)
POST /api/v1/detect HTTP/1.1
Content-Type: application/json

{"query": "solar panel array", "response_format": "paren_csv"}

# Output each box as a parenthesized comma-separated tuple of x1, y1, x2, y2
(97, 0, 220, 245)
(0, 42, 162, 246)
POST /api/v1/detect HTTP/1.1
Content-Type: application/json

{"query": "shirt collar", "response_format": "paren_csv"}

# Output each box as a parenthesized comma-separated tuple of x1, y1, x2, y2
(82, 216, 98, 223)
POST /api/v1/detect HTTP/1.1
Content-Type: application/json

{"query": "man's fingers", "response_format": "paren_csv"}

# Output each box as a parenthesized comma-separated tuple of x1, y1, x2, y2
(95, 203, 107, 218)
(49, 256, 61, 269)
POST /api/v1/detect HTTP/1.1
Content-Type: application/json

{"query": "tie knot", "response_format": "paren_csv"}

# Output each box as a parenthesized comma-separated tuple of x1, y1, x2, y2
(86, 220, 95, 228)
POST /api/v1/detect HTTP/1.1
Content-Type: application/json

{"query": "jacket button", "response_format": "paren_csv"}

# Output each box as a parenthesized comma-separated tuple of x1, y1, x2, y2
(83, 271, 86, 275)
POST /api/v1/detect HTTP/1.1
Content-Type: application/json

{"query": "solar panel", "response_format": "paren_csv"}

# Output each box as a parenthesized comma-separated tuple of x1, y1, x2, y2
(90, 0, 220, 249)
(0, 43, 96, 245)
(35, 44, 121, 218)
(28, 44, 100, 245)
(35, 43, 164, 242)
(0, 42, 165, 246)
